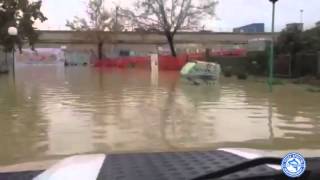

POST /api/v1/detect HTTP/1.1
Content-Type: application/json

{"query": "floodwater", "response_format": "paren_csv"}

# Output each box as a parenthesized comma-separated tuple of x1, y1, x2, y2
(0, 65, 320, 165)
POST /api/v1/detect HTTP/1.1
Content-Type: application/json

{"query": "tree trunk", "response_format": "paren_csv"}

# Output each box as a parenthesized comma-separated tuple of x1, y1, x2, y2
(165, 33, 177, 57)
(98, 42, 103, 60)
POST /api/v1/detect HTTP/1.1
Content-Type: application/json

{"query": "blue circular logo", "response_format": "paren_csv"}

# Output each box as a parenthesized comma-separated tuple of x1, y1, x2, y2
(281, 152, 306, 178)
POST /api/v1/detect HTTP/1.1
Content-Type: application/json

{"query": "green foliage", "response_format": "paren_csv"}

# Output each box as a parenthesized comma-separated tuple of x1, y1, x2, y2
(276, 26, 320, 55)
(307, 87, 320, 93)
(0, 0, 47, 52)
(275, 26, 303, 55)
(247, 51, 269, 75)
(301, 27, 320, 52)
(271, 79, 284, 85)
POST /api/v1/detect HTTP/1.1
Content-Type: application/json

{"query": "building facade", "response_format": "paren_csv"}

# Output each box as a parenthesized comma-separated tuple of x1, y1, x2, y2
(286, 23, 304, 31)
(233, 23, 265, 33)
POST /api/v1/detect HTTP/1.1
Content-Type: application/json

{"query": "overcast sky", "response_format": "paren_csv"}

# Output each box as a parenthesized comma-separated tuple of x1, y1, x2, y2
(37, 0, 320, 32)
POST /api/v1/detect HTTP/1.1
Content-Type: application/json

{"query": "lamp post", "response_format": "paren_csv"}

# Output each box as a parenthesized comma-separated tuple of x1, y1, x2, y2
(268, 0, 278, 92)
(8, 27, 18, 75)
(300, 9, 304, 24)
(61, 45, 67, 66)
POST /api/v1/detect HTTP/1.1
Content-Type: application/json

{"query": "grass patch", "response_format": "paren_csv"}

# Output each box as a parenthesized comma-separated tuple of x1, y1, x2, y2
(307, 87, 320, 93)
(269, 79, 285, 85)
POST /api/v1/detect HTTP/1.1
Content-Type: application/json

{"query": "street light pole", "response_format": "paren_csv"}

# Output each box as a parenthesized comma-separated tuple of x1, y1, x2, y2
(300, 9, 304, 24)
(268, 0, 278, 92)
(61, 45, 67, 66)
(8, 27, 18, 75)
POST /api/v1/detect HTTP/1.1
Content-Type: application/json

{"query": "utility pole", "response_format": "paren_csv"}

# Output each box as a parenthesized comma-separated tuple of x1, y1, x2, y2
(300, 9, 304, 24)
(268, 0, 278, 92)
(8, 27, 18, 76)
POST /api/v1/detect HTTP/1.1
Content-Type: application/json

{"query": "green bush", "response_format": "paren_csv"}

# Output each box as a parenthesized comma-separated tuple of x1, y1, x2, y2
(272, 79, 284, 85)
(307, 87, 320, 93)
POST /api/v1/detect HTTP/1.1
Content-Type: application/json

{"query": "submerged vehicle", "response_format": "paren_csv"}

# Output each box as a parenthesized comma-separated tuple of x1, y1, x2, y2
(1, 148, 319, 180)
(180, 61, 221, 85)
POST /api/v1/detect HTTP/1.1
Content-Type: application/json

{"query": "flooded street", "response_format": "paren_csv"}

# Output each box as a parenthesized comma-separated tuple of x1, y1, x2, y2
(0, 66, 320, 165)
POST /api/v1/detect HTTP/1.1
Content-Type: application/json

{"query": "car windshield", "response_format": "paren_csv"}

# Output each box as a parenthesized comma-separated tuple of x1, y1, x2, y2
(0, 0, 320, 179)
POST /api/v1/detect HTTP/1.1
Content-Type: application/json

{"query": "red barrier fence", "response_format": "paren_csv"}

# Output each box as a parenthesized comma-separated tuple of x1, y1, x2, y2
(210, 49, 247, 57)
(158, 55, 188, 70)
(94, 53, 205, 71)
(94, 56, 150, 69)
(187, 53, 206, 60)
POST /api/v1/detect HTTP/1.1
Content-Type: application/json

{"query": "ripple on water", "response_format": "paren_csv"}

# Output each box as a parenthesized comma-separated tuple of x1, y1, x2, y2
(0, 68, 320, 165)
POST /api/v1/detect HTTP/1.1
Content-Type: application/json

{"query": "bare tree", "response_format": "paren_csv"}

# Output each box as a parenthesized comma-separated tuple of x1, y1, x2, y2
(66, 0, 123, 59)
(120, 0, 218, 56)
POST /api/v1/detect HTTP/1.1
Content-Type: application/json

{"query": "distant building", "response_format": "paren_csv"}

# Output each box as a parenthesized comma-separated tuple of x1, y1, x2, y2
(286, 23, 304, 31)
(316, 21, 320, 27)
(233, 23, 265, 33)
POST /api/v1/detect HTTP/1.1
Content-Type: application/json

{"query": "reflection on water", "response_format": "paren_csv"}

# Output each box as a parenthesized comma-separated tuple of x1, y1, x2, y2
(0, 66, 320, 165)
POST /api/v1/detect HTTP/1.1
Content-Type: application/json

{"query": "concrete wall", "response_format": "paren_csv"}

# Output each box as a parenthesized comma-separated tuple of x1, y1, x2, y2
(37, 31, 278, 46)
(33, 31, 278, 57)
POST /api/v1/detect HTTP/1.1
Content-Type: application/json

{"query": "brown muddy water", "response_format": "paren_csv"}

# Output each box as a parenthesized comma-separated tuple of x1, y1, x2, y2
(0, 65, 319, 165)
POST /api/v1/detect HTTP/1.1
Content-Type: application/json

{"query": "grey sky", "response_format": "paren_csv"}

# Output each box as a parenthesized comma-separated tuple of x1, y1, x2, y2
(37, 0, 320, 32)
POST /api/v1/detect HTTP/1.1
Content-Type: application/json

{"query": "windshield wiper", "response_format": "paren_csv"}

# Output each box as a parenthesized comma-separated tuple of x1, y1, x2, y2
(191, 157, 286, 180)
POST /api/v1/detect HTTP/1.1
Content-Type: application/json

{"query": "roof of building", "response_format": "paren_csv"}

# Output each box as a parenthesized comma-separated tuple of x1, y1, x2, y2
(234, 23, 264, 29)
